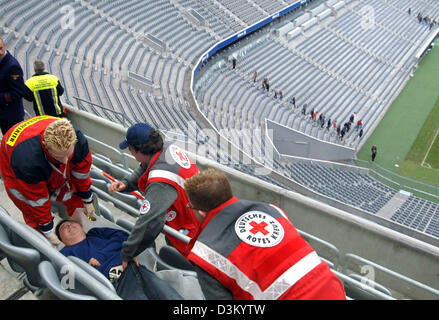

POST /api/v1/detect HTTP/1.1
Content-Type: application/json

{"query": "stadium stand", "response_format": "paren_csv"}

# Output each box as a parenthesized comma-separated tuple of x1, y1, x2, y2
(1, 0, 439, 299)
(192, 0, 439, 245)
(196, 0, 435, 148)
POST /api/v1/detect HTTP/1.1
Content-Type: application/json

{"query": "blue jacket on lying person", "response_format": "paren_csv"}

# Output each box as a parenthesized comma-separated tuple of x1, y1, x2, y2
(56, 219, 128, 281)
(55, 219, 183, 300)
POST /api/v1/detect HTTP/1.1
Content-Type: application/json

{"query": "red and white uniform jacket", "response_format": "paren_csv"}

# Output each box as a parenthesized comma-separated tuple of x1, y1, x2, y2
(0, 116, 92, 235)
(137, 142, 200, 257)
(188, 197, 346, 300)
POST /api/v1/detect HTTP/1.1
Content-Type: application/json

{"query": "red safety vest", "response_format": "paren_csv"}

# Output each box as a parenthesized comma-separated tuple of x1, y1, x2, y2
(137, 142, 200, 257)
(188, 197, 346, 300)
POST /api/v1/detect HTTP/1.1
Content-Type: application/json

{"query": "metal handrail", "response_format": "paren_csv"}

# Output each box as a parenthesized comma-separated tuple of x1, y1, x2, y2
(86, 134, 192, 244)
(332, 269, 395, 300)
(87, 135, 131, 170)
(343, 253, 439, 299)
(91, 186, 191, 244)
(73, 96, 130, 127)
(356, 159, 439, 202)
(298, 229, 341, 269)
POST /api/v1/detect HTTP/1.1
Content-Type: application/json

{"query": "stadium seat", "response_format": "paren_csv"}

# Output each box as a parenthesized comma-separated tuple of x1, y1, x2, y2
(0, 224, 44, 292)
(38, 261, 98, 300)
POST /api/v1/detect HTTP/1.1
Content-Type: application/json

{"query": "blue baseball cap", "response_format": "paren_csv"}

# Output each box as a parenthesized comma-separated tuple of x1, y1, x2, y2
(119, 123, 153, 149)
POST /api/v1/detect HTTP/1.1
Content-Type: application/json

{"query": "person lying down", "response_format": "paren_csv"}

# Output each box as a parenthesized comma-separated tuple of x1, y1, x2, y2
(55, 218, 183, 300)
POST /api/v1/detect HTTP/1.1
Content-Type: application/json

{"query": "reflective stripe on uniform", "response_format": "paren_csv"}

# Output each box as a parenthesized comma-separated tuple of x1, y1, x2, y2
(62, 190, 74, 201)
(34, 90, 44, 115)
(6, 115, 55, 147)
(9, 188, 49, 207)
(71, 170, 90, 180)
(191, 241, 321, 300)
(26, 74, 62, 115)
(148, 169, 186, 189)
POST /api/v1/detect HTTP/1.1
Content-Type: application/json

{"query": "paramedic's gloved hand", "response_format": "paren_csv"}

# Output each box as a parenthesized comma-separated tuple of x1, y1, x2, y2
(108, 180, 127, 194)
(83, 201, 96, 221)
(47, 233, 61, 246)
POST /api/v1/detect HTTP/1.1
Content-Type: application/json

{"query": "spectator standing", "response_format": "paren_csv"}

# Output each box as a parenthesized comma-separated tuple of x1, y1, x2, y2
(302, 103, 307, 115)
(327, 118, 332, 131)
(356, 119, 363, 131)
(0, 37, 25, 135)
(340, 126, 345, 140)
(349, 113, 356, 124)
(24, 60, 66, 117)
(319, 113, 325, 128)
(371, 145, 377, 162)
(253, 70, 257, 83)
(290, 96, 296, 109)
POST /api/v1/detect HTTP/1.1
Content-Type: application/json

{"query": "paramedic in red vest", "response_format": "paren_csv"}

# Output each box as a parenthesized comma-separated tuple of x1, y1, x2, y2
(0, 116, 95, 245)
(107, 123, 200, 269)
(184, 168, 346, 300)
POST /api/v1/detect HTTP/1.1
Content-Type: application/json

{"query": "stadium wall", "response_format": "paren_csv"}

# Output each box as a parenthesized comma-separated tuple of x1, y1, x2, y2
(266, 119, 356, 161)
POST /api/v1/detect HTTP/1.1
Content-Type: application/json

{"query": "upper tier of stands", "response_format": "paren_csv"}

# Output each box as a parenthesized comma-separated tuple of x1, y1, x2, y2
(195, 0, 437, 147)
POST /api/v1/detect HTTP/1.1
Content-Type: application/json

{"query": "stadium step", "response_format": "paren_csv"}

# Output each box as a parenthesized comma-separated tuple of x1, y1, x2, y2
(0, 259, 39, 300)
(376, 190, 411, 220)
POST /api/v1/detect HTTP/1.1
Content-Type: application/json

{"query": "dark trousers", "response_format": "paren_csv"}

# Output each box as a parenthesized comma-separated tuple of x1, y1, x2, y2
(0, 118, 23, 135)
(114, 262, 183, 300)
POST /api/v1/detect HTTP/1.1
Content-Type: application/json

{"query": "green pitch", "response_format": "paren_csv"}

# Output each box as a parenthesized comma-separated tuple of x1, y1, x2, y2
(358, 38, 439, 188)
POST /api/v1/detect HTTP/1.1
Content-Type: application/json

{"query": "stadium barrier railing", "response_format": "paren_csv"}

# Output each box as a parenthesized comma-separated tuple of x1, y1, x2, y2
(357, 159, 439, 203)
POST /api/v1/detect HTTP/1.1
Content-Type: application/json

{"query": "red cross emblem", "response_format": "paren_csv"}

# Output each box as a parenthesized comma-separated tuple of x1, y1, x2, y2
(139, 200, 150, 215)
(235, 212, 284, 248)
(249, 221, 269, 236)
(175, 150, 186, 161)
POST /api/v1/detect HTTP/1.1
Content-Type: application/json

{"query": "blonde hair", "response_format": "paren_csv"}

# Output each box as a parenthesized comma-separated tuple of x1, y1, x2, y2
(184, 168, 233, 212)
(43, 118, 77, 151)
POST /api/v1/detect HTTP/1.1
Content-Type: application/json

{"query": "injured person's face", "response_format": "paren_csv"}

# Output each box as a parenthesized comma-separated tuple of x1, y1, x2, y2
(58, 220, 87, 246)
